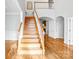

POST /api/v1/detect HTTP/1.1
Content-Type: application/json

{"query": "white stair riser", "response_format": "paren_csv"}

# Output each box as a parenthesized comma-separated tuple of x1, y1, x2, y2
(25, 29, 36, 31)
(26, 28, 36, 30)
(28, 22, 35, 23)
(28, 24, 35, 26)
(27, 25, 36, 27)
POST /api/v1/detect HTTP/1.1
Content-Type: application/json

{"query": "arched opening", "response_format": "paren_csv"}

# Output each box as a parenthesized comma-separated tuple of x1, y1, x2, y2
(56, 16, 64, 39)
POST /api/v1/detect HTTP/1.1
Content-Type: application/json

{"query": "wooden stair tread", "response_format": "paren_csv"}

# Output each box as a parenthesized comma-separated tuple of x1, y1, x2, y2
(23, 34, 39, 37)
(19, 43, 40, 48)
(17, 49, 42, 55)
(21, 39, 39, 43)
(18, 47, 41, 50)
(21, 38, 39, 40)
(23, 32, 38, 34)
(20, 42, 40, 44)
(21, 42, 39, 44)
(23, 34, 39, 39)
(24, 30, 37, 32)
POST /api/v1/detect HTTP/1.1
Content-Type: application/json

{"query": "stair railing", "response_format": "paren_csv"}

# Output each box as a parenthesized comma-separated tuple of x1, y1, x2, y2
(17, 21, 24, 49)
(34, 10, 45, 54)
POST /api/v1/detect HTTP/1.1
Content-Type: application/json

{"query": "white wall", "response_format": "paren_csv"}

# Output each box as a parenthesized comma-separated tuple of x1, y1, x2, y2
(17, 0, 25, 21)
(36, 9, 56, 19)
(54, 0, 73, 17)
(5, 13, 21, 40)
(46, 16, 64, 39)
(48, 19, 55, 37)
(5, 14, 20, 31)
(36, 0, 73, 19)
(5, 0, 22, 13)
(5, 0, 19, 12)
(64, 17, 73, 45)
(5, 0, 22, 40)
(17, 0, 25, 11)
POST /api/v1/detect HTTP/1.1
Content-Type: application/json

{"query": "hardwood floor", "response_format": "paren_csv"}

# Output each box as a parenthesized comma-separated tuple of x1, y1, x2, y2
(45, 37, 73, 59)
(5, 37, 73, 59)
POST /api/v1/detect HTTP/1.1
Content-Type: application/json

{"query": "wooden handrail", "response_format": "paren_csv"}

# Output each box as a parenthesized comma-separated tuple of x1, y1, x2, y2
(34, 10, 44, 32)
(34, 10, 45, 54)
(18, 22, 22, 32)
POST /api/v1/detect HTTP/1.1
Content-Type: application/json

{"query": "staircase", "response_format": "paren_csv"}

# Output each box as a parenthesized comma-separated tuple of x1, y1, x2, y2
(17, 16, 43, 55)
